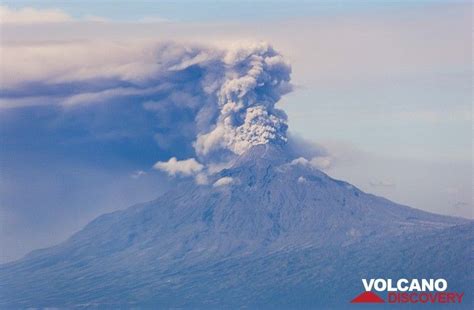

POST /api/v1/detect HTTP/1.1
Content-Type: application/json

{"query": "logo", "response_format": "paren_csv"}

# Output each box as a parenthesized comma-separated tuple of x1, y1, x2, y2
(351, 278, 464, 304)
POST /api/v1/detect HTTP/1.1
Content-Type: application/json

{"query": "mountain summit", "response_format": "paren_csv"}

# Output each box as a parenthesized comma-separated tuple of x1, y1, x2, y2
(1, 144, 472, 308)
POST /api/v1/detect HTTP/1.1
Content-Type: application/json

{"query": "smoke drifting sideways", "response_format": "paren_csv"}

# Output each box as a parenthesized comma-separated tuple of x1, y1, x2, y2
(2, 41, 296, 179)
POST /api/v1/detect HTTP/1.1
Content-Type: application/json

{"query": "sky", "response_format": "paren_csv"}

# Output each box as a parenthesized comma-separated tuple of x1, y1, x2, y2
(0, 0, 472, 262)
(0, 0, 456, 22)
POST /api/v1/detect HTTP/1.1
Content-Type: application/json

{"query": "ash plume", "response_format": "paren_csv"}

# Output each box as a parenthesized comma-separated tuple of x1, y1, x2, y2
(194, 42, 291, 156)
(1, 41, 292, 161)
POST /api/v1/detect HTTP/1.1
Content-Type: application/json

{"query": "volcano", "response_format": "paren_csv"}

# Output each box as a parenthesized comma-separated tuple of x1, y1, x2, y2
(0, 144, 472, 308)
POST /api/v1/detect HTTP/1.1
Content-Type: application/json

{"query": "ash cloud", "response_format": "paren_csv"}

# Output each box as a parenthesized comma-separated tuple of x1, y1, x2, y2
(194, 43, 291, 156)
(2, 41, 292, 161)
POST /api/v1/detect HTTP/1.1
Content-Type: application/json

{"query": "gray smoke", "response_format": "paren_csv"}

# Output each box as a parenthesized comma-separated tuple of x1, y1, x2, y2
(1, 40, 292, 160)
(193, 42, 291, 156)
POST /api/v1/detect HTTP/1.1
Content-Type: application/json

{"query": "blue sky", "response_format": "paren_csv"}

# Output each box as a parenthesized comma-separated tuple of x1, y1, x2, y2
(0, 0, 471, 262)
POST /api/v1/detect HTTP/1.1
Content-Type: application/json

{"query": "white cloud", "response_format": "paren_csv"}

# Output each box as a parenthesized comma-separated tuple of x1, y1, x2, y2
(153, 157, 203, 177)
(0, 6, 72, 24)
(290, 156, 333, 171)
(297, 176, 307, 183)
(0, 40, 164, 90)
(213, 177, 234, 187)
(0, 6, 116, 25)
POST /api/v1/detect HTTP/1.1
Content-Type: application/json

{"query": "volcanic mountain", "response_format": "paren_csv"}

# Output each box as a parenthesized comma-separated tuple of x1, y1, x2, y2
(1, 144, 472, 308)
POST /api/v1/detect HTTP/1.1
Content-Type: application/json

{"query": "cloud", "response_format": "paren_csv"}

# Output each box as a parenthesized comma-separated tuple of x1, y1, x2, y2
(290, 155, 333, 171)
(153, 157, 204, 176)
(290, 157, 309, 166)
(0, 6, 72, 24)
(213, 176, 234, 187)
(1, 40, 292, 159)
(0, 6, 115, 25)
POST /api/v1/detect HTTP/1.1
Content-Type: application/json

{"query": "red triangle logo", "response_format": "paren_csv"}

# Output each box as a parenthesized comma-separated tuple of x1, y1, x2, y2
(351, 291, 385, 303)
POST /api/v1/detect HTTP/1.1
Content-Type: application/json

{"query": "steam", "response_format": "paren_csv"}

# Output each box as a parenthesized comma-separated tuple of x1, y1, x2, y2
(153, 157, 204, 176)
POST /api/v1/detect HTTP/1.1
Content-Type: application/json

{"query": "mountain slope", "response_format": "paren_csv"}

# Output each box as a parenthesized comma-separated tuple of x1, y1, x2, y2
(0, 144, 472, 308)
